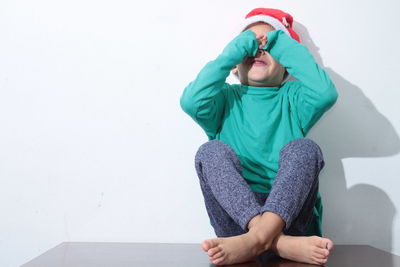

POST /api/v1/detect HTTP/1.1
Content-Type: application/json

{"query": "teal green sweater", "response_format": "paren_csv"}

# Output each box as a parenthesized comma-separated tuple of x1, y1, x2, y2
(180, 29, 338, 236)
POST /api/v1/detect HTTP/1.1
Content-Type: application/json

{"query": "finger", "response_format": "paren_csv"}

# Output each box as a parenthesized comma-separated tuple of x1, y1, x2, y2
(261, 39, 267, 47)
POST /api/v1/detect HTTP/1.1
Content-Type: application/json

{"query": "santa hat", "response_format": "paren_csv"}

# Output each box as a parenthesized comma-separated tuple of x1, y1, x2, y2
(241, 8, 301, 43)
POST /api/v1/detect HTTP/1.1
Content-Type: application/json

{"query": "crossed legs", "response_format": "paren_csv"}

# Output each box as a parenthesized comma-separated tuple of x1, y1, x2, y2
(194, 138, 334, 265)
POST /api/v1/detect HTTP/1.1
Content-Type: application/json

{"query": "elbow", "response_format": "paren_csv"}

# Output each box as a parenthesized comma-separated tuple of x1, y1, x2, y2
(320, 82, 338, 109)
(180, 86, 197, 116)
(327, 83, 339, 106)
(180, 92, 191, 114)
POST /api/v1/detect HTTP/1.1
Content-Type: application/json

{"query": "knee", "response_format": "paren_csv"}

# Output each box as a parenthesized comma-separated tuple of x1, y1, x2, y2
(280, 138, 325, 167)
(195, 140, 234, 163)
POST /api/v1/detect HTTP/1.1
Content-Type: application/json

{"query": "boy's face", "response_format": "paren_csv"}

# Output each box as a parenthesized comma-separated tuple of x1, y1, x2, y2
(235, 22, 286, 87)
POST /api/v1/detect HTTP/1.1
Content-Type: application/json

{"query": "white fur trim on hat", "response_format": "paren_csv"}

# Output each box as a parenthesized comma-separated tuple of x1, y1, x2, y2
(240, 14, 290, 36)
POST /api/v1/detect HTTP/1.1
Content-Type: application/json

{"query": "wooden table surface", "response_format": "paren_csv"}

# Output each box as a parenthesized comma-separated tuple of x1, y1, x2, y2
(21, 242, 400, 267)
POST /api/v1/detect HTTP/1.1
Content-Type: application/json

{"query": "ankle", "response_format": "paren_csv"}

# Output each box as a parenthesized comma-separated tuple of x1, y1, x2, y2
(247, 214, 262, 230)
(248, 226, 274, 251)
(247, 212, 285, 252)
(270, 233, 284, 256)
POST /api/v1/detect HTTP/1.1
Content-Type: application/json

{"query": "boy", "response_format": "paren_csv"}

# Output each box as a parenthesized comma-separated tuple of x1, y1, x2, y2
(180, 8, 338, 266)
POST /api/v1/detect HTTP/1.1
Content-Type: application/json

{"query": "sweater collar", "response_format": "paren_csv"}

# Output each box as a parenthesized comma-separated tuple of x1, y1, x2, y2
(239, 84, 281, 95)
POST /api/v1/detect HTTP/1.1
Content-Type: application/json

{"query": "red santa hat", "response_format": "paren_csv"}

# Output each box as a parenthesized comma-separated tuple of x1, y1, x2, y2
(241, 8, 301, 43)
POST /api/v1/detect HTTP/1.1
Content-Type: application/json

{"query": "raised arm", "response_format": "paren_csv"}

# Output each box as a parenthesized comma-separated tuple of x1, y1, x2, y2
(180, 30, 259, 138)
(264, 30, 338, 134)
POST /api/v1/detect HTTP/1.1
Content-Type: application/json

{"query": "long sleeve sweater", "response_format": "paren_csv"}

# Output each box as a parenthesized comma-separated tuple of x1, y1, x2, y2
(180, 29, 338, 236)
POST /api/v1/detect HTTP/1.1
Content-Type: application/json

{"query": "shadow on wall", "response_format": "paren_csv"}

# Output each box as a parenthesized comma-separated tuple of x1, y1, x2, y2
(294, 22, 398, 253)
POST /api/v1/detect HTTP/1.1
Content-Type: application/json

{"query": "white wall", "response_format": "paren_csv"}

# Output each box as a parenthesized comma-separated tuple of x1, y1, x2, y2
(1, 0, 399, 266)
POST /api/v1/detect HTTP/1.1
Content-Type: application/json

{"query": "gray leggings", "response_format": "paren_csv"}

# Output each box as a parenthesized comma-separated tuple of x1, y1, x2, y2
(194, 138, 325, 238)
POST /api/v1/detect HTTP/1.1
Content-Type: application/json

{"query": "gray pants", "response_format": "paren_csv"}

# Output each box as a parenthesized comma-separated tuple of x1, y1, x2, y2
(194, 138, 325, 238)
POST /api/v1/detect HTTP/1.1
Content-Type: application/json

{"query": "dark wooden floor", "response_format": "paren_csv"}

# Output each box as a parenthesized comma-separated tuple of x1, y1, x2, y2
(21, 242, 400, 267)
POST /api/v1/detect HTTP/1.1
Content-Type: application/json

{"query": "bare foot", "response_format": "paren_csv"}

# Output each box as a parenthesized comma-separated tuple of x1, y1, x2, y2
(201, 230, 270, 265)
(273, 235, 334, 265)
(201, 212, 285, 265)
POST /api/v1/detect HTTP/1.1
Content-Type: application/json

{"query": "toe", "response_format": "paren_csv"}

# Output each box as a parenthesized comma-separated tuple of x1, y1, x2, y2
(316, 257, 328, 265)
(201, 242, 208, 252)
(208, 246, 221, 257)
(311, 256, 327, 265)
(325, 239, 334, 251)
(315, 237, 334, 251)
(202, 238, 220, 252)
(313, 251, 327, 260)
(212, 251, 224, 260)
(321, 238, 334, 251)
(315, 247, 329, 258)
(213, 257, 224, 265)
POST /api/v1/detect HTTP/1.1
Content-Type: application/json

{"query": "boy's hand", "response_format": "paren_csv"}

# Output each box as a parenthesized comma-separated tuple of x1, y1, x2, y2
(255, 34, 267, 51)
(220, 30, 260, 64)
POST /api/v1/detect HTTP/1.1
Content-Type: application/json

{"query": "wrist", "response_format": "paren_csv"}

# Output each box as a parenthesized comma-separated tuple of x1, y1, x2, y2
(221, 30, 258, 63)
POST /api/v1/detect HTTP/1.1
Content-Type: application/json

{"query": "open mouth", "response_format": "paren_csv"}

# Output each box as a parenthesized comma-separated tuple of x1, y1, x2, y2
(248, 57, 268, 67)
